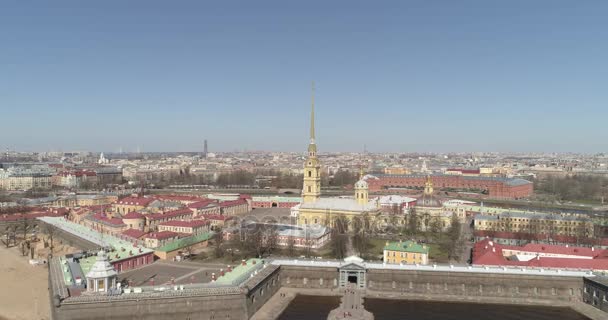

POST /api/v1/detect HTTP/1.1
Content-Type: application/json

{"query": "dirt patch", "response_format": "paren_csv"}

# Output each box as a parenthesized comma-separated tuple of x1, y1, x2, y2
(0, 245, 50, 320)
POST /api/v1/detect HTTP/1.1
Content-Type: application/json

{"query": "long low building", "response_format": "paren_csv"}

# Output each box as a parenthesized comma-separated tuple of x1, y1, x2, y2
(365, 174, 533, 199)
(473, 238, 608, 272)
(38, 216, 154, 273)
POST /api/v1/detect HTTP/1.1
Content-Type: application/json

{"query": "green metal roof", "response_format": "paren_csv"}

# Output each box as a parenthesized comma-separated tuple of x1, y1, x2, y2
(155, 232, 214, 253)
(215, 258, 263, 285)
(383, 240, 429, 254)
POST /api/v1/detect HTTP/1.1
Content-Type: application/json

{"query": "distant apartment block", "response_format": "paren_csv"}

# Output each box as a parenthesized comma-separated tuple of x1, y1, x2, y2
(365, 174, 533, 199)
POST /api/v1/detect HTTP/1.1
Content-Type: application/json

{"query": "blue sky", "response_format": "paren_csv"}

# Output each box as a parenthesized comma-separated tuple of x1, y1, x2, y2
(1, 1, 607, 153)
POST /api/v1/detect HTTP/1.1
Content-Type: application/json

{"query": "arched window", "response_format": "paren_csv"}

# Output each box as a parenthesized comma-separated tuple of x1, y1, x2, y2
(308, 171, 312, 177)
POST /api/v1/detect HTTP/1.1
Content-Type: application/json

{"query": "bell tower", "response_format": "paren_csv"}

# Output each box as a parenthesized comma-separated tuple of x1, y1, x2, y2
(355, 167, 369, 205)
(424, 175, 434, 195)
(302, 82, 321, 203)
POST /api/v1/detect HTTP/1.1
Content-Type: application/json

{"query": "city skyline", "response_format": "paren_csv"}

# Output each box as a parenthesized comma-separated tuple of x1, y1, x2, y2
(2, 1, 608, 153)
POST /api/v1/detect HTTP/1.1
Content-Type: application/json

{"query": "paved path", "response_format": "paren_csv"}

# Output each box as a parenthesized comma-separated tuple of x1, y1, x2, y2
(327, 285, 373, 320)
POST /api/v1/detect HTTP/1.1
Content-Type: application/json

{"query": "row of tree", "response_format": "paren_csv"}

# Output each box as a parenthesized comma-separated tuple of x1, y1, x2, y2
(534, 175, 608, 202)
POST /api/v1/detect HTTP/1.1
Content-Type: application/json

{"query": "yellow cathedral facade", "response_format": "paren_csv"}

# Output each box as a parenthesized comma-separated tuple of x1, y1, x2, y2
(296, 85, 381, 227)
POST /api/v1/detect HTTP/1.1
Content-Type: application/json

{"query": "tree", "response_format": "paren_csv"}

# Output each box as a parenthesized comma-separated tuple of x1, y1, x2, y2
(445, 212, 462, 261)
(42, 223, 58, 256)
(429, 217, 443, 241)
(329, 214, 349, 259)
(286, 238, 296, 257)
(20, 218, 32, 243)
(407, 208, 419, 236)
(244, 224, 279, 258)
(213, 232, 225, 258)
(329, 228, 347, 259)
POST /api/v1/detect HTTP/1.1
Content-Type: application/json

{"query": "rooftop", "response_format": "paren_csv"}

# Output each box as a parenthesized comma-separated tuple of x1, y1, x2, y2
(384, 240, 430, 254)
(159, 220, 210, 228)
(215, 258, 263, 285)
(155, 232, 214, 253)
(299, 197, 379, 212)
(37, 217, 153, 256)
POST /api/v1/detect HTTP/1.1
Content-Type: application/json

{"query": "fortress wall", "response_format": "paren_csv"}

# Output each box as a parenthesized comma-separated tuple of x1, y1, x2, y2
(367, 268, 583, 303)
(244, 265, 282, 318)
(53, 293, 248, 320)
(279, 265, 339, 289)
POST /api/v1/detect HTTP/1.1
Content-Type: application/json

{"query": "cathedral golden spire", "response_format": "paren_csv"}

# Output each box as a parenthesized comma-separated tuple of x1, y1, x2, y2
(307, 81, 317, 156)
(424, 175, 434, 195)
(310, 81, 315, 142)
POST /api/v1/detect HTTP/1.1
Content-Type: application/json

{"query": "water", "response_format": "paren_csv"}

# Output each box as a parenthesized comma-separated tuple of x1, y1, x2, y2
(277, 295, 341, 320)
(364, 298, 591, 320)
(278, 295, 591, 320)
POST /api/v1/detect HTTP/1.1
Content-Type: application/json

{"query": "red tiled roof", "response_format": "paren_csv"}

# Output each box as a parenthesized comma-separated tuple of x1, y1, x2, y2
(117, 196, 155, 207)
(122, 229, 146, 239)
(219, 199, 247, 207)
(474, 230, 608, 246)
(187, 199, 218, 209)
(447, 168, 480, 174)
(201, 214, 233, 221)
(122, 211, 144, 219)
(146, 208, 193, 221)
(472, 238, 608, 270)
(145, 231, 179, 240)
(89, 213, 125, 227)
(159, 220, 209, 228)
(46, 207, 70, 215)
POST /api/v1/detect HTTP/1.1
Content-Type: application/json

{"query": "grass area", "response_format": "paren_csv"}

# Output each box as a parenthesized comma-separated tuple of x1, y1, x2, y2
(427, 243, 449, 263)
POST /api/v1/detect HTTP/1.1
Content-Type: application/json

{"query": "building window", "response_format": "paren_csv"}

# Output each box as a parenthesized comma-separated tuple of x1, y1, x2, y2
(308, 171, 312, 177)
(308, 186, 311, 192)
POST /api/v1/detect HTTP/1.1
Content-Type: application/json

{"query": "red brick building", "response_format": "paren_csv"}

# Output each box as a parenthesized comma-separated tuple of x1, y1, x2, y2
(365, 174, 533, 199)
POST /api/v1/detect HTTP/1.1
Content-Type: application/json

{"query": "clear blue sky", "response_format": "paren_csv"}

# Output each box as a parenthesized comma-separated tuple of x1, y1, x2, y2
(2, 1, 607, 153)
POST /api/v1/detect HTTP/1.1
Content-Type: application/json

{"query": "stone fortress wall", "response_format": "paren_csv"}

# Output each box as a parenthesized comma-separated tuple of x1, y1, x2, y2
(50, 260, 593, 320)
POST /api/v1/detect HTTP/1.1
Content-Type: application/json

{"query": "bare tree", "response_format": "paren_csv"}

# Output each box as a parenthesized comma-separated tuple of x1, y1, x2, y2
(20, 218, 32, 242)
(286, 238, 296, 257)
(244, 224, 279, 258)
(327, 215, 349, 259)
(42, 223, 58, 256)
(213, 232, 224, 258)
(407, 207, 419, 236)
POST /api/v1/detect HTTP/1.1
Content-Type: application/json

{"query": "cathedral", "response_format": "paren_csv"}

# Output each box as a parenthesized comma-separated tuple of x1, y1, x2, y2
(295, 88, 381, 227)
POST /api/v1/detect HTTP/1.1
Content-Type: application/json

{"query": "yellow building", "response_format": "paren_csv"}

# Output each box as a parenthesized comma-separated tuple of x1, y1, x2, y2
(384, 167, 410, 175)
(474, 212, 593, 238)
(383, 240, 429, 265)
(296, 85, 381, 228)
(415, 176, 465, 232)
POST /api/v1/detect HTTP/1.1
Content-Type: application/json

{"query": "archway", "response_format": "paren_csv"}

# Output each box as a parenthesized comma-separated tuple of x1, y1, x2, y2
(271, 202, 278, 207)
